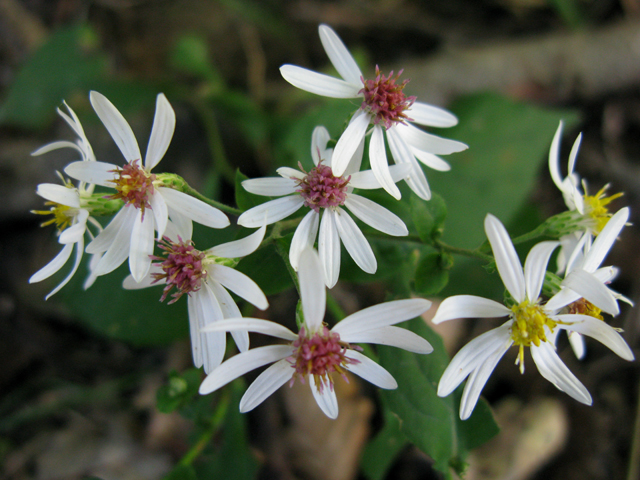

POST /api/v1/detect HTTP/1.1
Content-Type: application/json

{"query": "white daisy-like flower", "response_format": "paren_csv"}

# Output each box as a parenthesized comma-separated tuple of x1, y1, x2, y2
(238, 125, 409, 288)
(123, 224, 268, 373)
(280, 24, 467, 200)
(198, 247, 433, 419)
(64, 91, 230, 283)
(30, 102, 104, 298)
(433, 214, 634, 420)
(549, 121, 624, 273)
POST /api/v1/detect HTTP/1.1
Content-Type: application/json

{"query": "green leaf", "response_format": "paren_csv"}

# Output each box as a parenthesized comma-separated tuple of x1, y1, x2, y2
(235, 170, 267, 211)
(235, 242, 293, 296)
(157, 369, 203, 414)
(361, 408, 408, 480)
(414, 251, 453, 296)
(170, 35, 224, 88)
(379, 319, 499, 474)
(411, 192, 447, 243)
(164, 464, 198, 480)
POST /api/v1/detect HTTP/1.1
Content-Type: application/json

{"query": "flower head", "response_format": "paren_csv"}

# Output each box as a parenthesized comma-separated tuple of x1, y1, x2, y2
(280, 24, 467, 200)
(198, 247, 433, 419)
(238, 126, 409, 287)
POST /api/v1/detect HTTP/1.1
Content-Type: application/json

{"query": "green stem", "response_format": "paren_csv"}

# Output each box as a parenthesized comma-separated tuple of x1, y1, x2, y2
(433, 239, 493, 261)
(180, 181, 242, 216)
(508, 222, 550, 245)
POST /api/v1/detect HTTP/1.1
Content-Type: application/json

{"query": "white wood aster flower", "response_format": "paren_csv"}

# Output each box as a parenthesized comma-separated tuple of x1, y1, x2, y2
(198, 247, 433, 419)
(64, 91, 230, 283)
(280, 24, 467, 200)
(433, 214, 633, 420)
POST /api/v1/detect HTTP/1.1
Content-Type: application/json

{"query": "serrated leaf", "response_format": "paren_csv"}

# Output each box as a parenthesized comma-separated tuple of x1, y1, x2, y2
(414, 251, 453, 295)
(411, 192, 447, 243)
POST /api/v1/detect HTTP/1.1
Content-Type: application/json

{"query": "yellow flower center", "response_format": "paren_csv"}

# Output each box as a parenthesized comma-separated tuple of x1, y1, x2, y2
(510, 300, 557, 373)
(583, 186, 623, 234)
(568, 298, 603, 321)
(32, 202, 74, 232)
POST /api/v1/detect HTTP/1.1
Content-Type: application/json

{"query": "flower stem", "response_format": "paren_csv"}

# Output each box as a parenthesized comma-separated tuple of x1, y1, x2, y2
(180, 181, 242, 216)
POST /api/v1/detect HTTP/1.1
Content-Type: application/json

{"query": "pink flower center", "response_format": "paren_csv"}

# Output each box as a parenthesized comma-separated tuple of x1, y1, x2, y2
(295, 161, 350, 213)
(109, 159, 156, 213)
(359, 66, 416, 129)
(151, 237, 206, 304)
(288, 326, 360, 393)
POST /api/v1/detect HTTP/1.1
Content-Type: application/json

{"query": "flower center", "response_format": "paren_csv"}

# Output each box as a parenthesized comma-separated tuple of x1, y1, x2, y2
(568, 298, 603, 321)
(510, 300, 557, 373)
(288, 326, 360, 393)
(151, 237, 207, 304)
(583, 186, 624, 234)
(295, 161, 350, 212)
(359, 66, 416, 129)
(32, 202, 74, 232)
(109, 159, 156, 213)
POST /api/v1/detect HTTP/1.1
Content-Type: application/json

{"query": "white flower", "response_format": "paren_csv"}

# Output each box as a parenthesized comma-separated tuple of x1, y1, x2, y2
(29, 102, 104, 298)
(123, 224, 268, 373)
(198, 247, 433, 419)
(280, 24, 467, 200)
(433, 214, 634, 420)
(64, 91, 230, 283)
(238, 125, 409, 288)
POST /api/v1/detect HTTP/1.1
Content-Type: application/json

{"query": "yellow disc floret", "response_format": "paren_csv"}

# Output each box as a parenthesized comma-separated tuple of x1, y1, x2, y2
(510, 300, 557, 373)
(583, 185, 623, 234)
(32, 202, 74, 232)
(568, 298, 603, 321)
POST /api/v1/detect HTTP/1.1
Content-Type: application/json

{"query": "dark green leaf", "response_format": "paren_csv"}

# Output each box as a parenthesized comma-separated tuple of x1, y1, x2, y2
(157, 369, 203, 414)
(361, 408, 408, 480)
(414, 251, 453, 296)
(411, 192, 447, 243)
(235, 243, 293, 296)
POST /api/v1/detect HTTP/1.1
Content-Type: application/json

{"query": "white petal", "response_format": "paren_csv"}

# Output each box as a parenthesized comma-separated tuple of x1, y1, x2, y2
(530, 341, 592, 404)
(277, 167, 305, 180)
(206, 280, 248, 353)
(524, 241, 558, 301)
(289, 210, 320, 270)
(396, 122, 468, 155)
(410, 149, 451, 171)
(199, 345, 294, 395)
(431, 295, 511, 324)
(345, 194, 407, 236)
(187, 294, 203, 368)
(386, 127, 431, 200)
(548, 121, 565, 190)
(340, 134, 365, 176)
(240, 359, 294, 412)
(85, 206, 132, 254)
(334, 208, 376, 274)
(237, 196, 304, 228)
(128, 209, 154, 282)
(485, 214, 526, 303)
(208, 264, 268, 310)
(581, 207, 629, 273)
(341, 325, 433, 354)
(150, 191, 168, 240)
(311, 125, 331, 164)
(563, 270, 619, 316)
(36, 184, 81, 208)
(348, 164, 410, 190)
(567, 132, 582, 177)
(209, 224, 266, 259)
(90, 91, 141, 162)
(298, 248, 326, 332)
(318, 210, 340, 288)
(407, 102, 458, 128)
(331, 110, 370, 177)
(344, 350, 397, 389)
(557, 314, 634, 361)
(318, 24, 363, 86)
(158, 187, 229, 229)
(242, 177, 297, 196)
(196, 285, 227, 373)
(144, 93, 175, 171)
(91, 208, 137, 275)
(309, 375, 339, 419)
(168, 206, 193, 240)
(44, 238, 84, 300)
(280, 64, 361, 98)
(32, 140, 82, 157)
(122, 265, 161, 289)
(369, 125, 401, 199)
(334, 298, 432, 337)
(58, 216, 88, 244)
(545, 287, 581, 314)
(201, 317, 297, 341)
(64, 160, 118, 187)
(568, 331, 586, 360)
(29, 243, 73, 283)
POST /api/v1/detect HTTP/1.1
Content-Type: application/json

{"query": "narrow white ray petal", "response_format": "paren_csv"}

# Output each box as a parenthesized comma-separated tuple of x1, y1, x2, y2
(318, 24, 363, 86)
(150, 191, 168, 240)
(298, 248, 326, 332)
(530, 341, 592, 404)
(200, 317, 298, 341)
(92, 209, 137, 275)
(548, 121, 564, 190)
(276, 167, 305, 180)
(368, 125, 401, 199)
(168, 206, 193, 240)
(129, 209, 154, 282)
(187, 294, 203, 368)
(36, 184, 81, 207)
(485, 214, 526, 303)
(319, 210, 340, 288)
(341, 325, 433, 354)
(44, 238, 84, 300)
(29, 243, 73, 283)
(64, 160, 118, 187)
(524, 241, 558, 301)
(563, 270, 619, 315)
(241, 177, 298, 196)
(348, 163, 410, 190)
(289, 210, 320, 270)
(158, 187, 229, 228)
(209, 224, 266, 259)
(563, 232, 588, 275)
(311, 125, 331, 164)
(90, 91, 141, 162)
(568, 331, 586, 360)
(432, 295, 511, 324)
(58, 219, 87, 245)
(331, 110, 370, 177)
(32, 140, 82, 157)
(122, 265, 161, 289)
(407, 102, 458, 128)
(308, 375, 339, 419)
(334, 208, 376, 274)
(386, 127, 431, 200)
(240, 359, 295, 412)
(341, 135, 365, 176)
(567, 132, 582, 177)
(209, 264, 269, 310)
(545, 287, 581, 313)
(199, 345, 294, 394)
(334, 298, 432, 337)
(237, 196, 304, 228)
(459, 341, 511, 420)
(58, 102, 85, 136)
(83, 253, 102, 290)
(344, 194, 407, 236)
(396, 122, 468, 155)
(144, 94, 175, 171)
(85, 207, 133, 254)
(198, 284, 226, 373)
(410, 149, 451, 171)
(557, 314, 634, 361)
(207, 280, 249, 353)
(344, 350, 397, 389)
(581, 207, 629, 272)
(279, 65, 361, 98)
